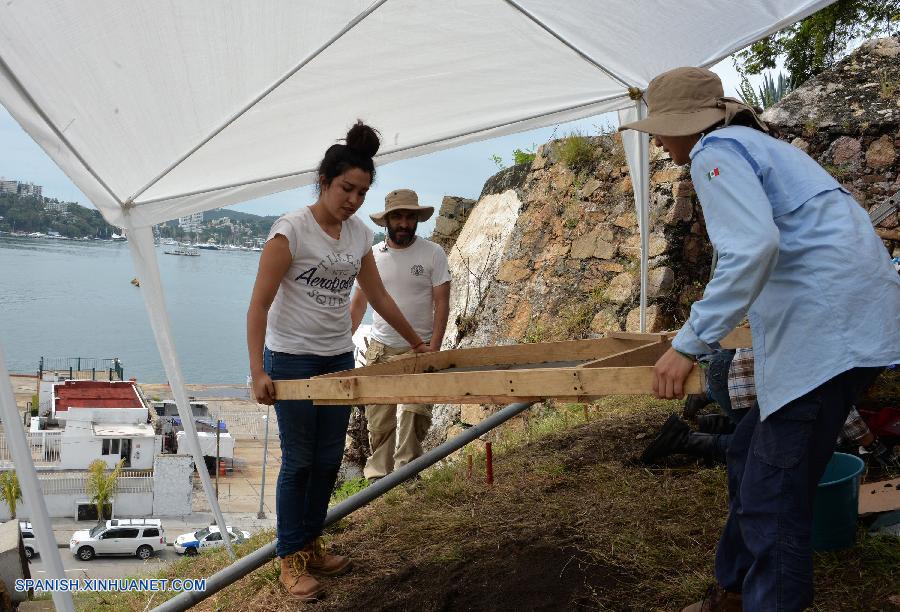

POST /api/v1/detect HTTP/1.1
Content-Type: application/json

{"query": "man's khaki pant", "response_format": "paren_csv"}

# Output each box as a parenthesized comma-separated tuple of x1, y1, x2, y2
(362, 339, 432, 480)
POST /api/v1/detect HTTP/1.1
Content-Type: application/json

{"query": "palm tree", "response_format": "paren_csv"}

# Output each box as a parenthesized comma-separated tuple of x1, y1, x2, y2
(0, 471, 22, 518)
(85, 459, 124, 524)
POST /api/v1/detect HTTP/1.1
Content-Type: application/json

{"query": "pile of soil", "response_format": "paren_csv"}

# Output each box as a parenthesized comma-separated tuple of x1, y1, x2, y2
(201, 397, 897, 612)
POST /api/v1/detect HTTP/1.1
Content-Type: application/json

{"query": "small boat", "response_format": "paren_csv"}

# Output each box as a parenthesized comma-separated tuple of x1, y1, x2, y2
(130, 277, 140, 287)
(164, 247, 200, 256)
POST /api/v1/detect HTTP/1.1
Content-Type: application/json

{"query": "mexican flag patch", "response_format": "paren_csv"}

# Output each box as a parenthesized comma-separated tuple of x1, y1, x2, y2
(706, 167, 720, 180)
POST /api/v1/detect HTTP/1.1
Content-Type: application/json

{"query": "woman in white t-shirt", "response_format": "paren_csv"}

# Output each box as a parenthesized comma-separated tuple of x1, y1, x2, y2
(246, 121, 429, 602)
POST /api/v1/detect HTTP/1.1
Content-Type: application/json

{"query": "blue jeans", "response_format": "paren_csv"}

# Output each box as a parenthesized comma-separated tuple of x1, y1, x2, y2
(264, 348, 354, 558)
(702, 349, 739, 422)
(701, 349, 742, 461)
(715, 367, 881, 611)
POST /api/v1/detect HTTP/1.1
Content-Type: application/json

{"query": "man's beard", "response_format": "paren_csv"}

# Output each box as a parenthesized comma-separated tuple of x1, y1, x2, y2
(387, 221, 417, 246)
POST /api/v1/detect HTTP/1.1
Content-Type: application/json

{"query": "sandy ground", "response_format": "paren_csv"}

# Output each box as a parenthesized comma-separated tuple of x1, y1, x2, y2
(9, 373, 37, 410)
(191, 438, 281, 517)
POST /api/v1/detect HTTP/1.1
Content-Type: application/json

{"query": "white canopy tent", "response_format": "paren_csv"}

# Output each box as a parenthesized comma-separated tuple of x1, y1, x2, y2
(0, 2, 834, 609)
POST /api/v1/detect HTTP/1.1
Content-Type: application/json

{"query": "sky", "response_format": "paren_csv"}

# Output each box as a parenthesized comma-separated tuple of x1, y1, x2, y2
(0, 58, 757, 235)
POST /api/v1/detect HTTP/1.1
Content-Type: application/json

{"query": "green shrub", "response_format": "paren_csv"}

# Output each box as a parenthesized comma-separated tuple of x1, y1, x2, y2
(523, 321, 548, 344)
(512, 147, 536, 166)
(554, 132, 594, 169)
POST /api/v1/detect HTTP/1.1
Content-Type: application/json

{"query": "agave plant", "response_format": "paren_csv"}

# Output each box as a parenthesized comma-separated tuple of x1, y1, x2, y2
(737, 71, 794, 110)
(758, 72, 793, 108)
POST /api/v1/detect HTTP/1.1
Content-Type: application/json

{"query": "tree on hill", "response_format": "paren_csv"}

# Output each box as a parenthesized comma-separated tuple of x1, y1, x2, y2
(735, 0, 899, 86)
(0, 192, 117, 238)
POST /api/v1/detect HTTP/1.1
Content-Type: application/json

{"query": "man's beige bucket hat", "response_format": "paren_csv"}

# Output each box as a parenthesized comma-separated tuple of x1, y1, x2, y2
(370, 189, 435, 227)
(620, 66, 767, 137)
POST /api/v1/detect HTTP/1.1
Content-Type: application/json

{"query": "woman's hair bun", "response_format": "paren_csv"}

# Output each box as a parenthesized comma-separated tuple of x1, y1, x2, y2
(345, 120, 380, 158)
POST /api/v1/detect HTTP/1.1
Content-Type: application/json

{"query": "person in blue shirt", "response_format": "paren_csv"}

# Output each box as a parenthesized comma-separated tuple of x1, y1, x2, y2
(621, 67, 900, 612)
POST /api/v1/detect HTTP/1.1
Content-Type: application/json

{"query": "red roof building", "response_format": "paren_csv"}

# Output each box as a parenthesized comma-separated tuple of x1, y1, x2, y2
(53, 380, 144, 412)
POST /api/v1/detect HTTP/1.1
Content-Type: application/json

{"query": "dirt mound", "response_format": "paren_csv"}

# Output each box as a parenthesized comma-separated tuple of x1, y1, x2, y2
(163, 396, 898, 612)
(343, 541, 619, 612)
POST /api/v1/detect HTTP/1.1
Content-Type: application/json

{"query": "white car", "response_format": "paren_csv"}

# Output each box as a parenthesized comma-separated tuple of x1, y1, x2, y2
(69, 518, 165, 561)
(173, 525, 250, 556)
(19, 522, 38, 560)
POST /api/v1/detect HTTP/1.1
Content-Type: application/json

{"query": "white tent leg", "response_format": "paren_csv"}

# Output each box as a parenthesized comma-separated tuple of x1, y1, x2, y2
(618, 100, 651, 332)
(124, 225, 235, 558)
(0, 345, 76, 612)
(636, 101, 650, 333)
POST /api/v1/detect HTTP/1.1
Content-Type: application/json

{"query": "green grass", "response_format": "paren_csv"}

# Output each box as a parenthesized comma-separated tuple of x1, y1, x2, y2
(554, 131, 594, 169)
(330, 477, 368, 504)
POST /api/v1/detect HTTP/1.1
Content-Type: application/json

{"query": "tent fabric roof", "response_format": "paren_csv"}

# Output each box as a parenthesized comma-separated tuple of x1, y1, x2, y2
(0, 0, 831, 228)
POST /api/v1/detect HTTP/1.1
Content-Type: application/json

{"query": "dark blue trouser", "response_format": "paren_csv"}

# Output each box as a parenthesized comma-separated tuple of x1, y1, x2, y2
(701, 349, 743, 462)
(715, 367, 881, 611)
(264, 348, 354, 558)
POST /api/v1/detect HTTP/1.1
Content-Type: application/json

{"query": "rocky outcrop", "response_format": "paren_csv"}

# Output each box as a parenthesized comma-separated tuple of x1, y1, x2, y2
(442, 133, 710, 352)
(762, 36, 900, 250)
(419, 132, 713, 447)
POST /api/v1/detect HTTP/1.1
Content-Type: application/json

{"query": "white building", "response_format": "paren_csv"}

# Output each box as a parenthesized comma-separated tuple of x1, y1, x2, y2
(0, 380, 196, 520)
(45, 200, 69, 215)
(17, 182, 42, 199)
(178, 211, 204, 232)
(49, 380, 158, 470)
(0, 178, 17, 195)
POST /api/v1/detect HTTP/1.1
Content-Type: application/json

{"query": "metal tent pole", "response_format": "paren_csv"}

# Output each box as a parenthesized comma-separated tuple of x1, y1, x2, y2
(635, 99, 650, 332)
(257, 406, 270, 520)
(124, 224, 235, 558)
(0, 345, 76, 612)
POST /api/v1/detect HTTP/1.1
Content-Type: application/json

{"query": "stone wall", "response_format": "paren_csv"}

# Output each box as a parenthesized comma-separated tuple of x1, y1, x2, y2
(419, 132, 714, 447)
(430, 195, 477, 254)
(445, 133, 711, 353)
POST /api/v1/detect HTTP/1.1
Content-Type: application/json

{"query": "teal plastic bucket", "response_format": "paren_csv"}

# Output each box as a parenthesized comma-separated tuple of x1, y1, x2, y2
(812, 452, 865, 551)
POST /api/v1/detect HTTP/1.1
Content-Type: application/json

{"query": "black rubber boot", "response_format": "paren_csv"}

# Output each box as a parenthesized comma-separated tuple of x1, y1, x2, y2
(641, 414, 725, 465)
(682, 393, 712, 420)
(697, 414, 736, 435)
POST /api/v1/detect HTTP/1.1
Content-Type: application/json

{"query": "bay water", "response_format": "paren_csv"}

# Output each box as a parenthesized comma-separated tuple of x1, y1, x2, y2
(0, 237, 372, 384)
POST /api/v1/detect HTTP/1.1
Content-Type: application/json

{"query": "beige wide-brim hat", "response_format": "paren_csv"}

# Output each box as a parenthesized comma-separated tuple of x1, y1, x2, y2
(370, 189, 435, 227)
(619, 66, 766, 137)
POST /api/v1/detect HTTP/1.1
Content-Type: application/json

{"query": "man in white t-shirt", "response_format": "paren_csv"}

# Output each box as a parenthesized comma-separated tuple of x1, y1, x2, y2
(350, 189, 451, 481)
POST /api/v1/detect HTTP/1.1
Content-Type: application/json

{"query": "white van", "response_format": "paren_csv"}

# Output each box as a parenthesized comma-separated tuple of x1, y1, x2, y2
(69, 518, 165, 561)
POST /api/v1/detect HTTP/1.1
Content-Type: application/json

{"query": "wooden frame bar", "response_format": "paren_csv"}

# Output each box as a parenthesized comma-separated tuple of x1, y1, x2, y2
(273, 329, 750, 405)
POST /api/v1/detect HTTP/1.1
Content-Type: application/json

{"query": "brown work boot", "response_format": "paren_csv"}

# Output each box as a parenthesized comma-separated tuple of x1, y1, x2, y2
(682, 585, 742, 611)
(279, 551, 324, 601)
(304, 537, 352, 576)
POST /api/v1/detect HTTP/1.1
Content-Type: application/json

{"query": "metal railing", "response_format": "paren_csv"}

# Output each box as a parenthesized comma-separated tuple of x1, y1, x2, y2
(209, 407, 278, 440)
(39, 356, 124, 381)
(0, 430, 62, 466)
(37, 471, 154, 495)
(154, 401, 534, 612)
